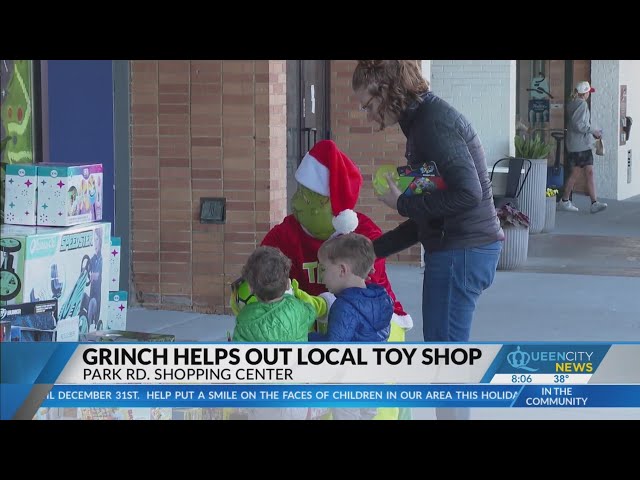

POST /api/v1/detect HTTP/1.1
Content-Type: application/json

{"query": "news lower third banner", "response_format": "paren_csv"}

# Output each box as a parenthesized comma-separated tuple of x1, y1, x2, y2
(2, 342, 640, 419)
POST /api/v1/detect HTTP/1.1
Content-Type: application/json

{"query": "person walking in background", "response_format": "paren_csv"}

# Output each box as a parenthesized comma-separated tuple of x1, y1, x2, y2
(352, 60, 503, 420)
(558, 81, 607, 214)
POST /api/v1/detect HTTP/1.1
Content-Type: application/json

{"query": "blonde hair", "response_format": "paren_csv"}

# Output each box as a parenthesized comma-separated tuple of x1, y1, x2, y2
(352, 60, 429, 130)
(318, 233, 375, 279)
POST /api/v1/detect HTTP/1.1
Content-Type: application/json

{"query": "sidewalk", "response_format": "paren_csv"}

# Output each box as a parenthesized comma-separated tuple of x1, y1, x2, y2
(126, 194, 640, 419)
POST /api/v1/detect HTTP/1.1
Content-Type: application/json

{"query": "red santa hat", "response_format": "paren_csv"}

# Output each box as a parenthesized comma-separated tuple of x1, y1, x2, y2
(294, 140, 362, 235)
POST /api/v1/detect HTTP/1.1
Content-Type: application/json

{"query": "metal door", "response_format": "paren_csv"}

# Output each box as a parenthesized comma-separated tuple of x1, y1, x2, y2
(286, 60, 330, 213)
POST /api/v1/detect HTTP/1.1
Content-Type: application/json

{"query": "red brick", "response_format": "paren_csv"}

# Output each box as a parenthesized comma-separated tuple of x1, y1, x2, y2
(159, 83, 189, 94)
(160, 252, 191, 263)
(133, 262, 160, 274)
(191, 137, 221, 147)
(159, 158, 190, 168)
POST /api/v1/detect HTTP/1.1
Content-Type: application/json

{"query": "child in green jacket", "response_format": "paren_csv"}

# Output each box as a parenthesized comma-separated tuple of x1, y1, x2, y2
(232, 246, 317, 343)
(232, 246, 316, 420)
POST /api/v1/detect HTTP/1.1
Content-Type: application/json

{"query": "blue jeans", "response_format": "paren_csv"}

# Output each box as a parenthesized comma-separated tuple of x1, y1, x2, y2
(422, 240, 501, 420)
(422, 241, 502, 342)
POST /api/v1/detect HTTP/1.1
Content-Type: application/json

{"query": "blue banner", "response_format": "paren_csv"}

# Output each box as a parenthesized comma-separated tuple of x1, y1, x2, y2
(37, 384, 640, 408)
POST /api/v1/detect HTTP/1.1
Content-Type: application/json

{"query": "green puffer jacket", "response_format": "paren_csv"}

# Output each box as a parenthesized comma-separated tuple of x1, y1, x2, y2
(232, 295, 316, 342)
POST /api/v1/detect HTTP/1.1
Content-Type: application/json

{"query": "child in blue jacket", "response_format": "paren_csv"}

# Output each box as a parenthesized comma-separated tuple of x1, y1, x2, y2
(309, 233, 393, 420)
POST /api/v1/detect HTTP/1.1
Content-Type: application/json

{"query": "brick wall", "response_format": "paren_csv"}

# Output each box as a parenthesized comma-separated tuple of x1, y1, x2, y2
(329, 60, 421, 264)
(129, 60, 286, 314)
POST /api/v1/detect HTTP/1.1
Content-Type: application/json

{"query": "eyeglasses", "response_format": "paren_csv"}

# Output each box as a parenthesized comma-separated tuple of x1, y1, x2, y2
(359, 96, 375, 113)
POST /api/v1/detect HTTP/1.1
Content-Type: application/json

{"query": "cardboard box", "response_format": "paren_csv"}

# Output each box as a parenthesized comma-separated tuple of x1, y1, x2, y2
(0, 222, 111, 334)
(0, 299, 57, 341)
(109, 237, 121, 291)
(80, 330, 176, 342)
(36, 163, 103, 226)
(0, 320, 10, 341)
(56, 316, 80, 342)
(2, 163, 38, 225)
(107, 291, 127, 330)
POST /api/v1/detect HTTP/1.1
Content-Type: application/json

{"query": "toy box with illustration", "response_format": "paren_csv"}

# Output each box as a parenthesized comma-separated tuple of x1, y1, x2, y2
(0, 299, 57, 341)
(2, 163, 38, 225)
(107, 291, 127, 330)
(373, 162, 448, 198)
(396, 162, 448, 197)
(36, 163, 103, 227)
(0, 222, 111, 335)
(109, 237, 121, 291)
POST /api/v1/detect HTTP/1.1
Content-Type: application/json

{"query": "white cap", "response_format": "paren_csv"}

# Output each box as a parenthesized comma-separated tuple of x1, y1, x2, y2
(576, 81, 595, 94)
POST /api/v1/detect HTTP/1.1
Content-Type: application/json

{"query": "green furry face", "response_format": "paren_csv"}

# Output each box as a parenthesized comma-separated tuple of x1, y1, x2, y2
(292, 185, 335, 240)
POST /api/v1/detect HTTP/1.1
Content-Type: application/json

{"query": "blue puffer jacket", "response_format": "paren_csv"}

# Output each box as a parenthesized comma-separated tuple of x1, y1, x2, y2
(309, 284, 393, 342)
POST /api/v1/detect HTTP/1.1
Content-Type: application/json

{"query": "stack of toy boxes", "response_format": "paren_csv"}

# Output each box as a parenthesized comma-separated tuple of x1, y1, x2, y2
(2, 163, 103, 227)
(1, 163, 111, 340)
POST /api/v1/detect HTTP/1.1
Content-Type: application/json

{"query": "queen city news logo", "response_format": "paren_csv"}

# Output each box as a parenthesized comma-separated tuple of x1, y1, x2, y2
(506, 346, 594, 373)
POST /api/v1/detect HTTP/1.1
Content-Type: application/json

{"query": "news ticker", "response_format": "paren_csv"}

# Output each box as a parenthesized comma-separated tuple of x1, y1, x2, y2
(41, 384, 640, 409)
(2, 342, 640, 419)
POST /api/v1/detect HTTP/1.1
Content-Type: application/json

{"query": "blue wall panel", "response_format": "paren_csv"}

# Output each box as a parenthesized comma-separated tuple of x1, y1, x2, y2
(47, 60, 114, 225)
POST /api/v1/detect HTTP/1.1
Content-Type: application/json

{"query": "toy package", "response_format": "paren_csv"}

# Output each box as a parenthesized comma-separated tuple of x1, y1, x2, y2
(0, 320, 10, 341)
(2, 163, 38, 225)
(56, 316, 80, 342)
(395, 162, 448, 196)
(1, 222, 111, 334)
(36, 163, 103, 226)
(374, 162, 448, 197)
(107, 291, 128, 330)
(0, 299, 57, 341)
(109, 237, 121, 291)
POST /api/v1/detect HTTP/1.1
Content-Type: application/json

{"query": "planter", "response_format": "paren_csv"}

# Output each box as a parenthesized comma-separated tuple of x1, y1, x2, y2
(497, 224, 529, 270)
(542, 196, 557, 233)
(519, 157, 547, 235)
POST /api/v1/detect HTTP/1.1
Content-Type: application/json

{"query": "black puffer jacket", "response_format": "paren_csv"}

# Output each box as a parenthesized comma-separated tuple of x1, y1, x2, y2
(374, 91, 503, 256)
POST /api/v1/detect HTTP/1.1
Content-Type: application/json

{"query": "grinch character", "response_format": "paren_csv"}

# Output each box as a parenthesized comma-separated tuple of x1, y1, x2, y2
(258, 140, 413, 420)
(261, 140, 413, 335)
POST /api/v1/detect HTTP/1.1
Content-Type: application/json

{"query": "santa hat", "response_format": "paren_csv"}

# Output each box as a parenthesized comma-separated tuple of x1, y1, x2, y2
(295, 140, 362, 235)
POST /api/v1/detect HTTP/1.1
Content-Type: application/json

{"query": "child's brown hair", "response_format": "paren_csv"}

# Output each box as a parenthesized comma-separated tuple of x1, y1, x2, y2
(318, 233, 375, 279)
(241, 246, 292, 301)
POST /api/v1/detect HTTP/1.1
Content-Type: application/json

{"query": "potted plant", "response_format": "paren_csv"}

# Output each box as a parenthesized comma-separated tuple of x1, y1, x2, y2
(497, 202, 530, 270)
(514, 133, 553, 160)
(513, 133, 553, 235)
(542, 188, 558, 233)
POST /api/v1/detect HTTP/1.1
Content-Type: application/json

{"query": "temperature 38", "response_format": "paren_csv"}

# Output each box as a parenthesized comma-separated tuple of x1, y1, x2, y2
(554, 374, 570, 383)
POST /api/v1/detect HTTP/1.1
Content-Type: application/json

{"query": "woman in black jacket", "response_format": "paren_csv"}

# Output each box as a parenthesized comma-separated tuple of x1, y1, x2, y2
(352, 61, 503, 344)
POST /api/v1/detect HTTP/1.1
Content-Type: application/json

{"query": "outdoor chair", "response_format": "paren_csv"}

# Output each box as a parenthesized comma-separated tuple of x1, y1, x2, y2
(490, 157, 532, 210)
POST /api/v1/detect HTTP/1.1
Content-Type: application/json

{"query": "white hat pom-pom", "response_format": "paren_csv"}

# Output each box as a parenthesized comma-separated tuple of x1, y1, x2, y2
(332, 209, 359, 234)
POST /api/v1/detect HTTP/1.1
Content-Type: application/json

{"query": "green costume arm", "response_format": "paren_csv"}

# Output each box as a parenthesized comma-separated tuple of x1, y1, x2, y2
(291, 279, 327, 318)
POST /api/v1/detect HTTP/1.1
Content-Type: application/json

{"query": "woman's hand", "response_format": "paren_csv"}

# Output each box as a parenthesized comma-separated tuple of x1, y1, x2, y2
(378, 172, 402, 210)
